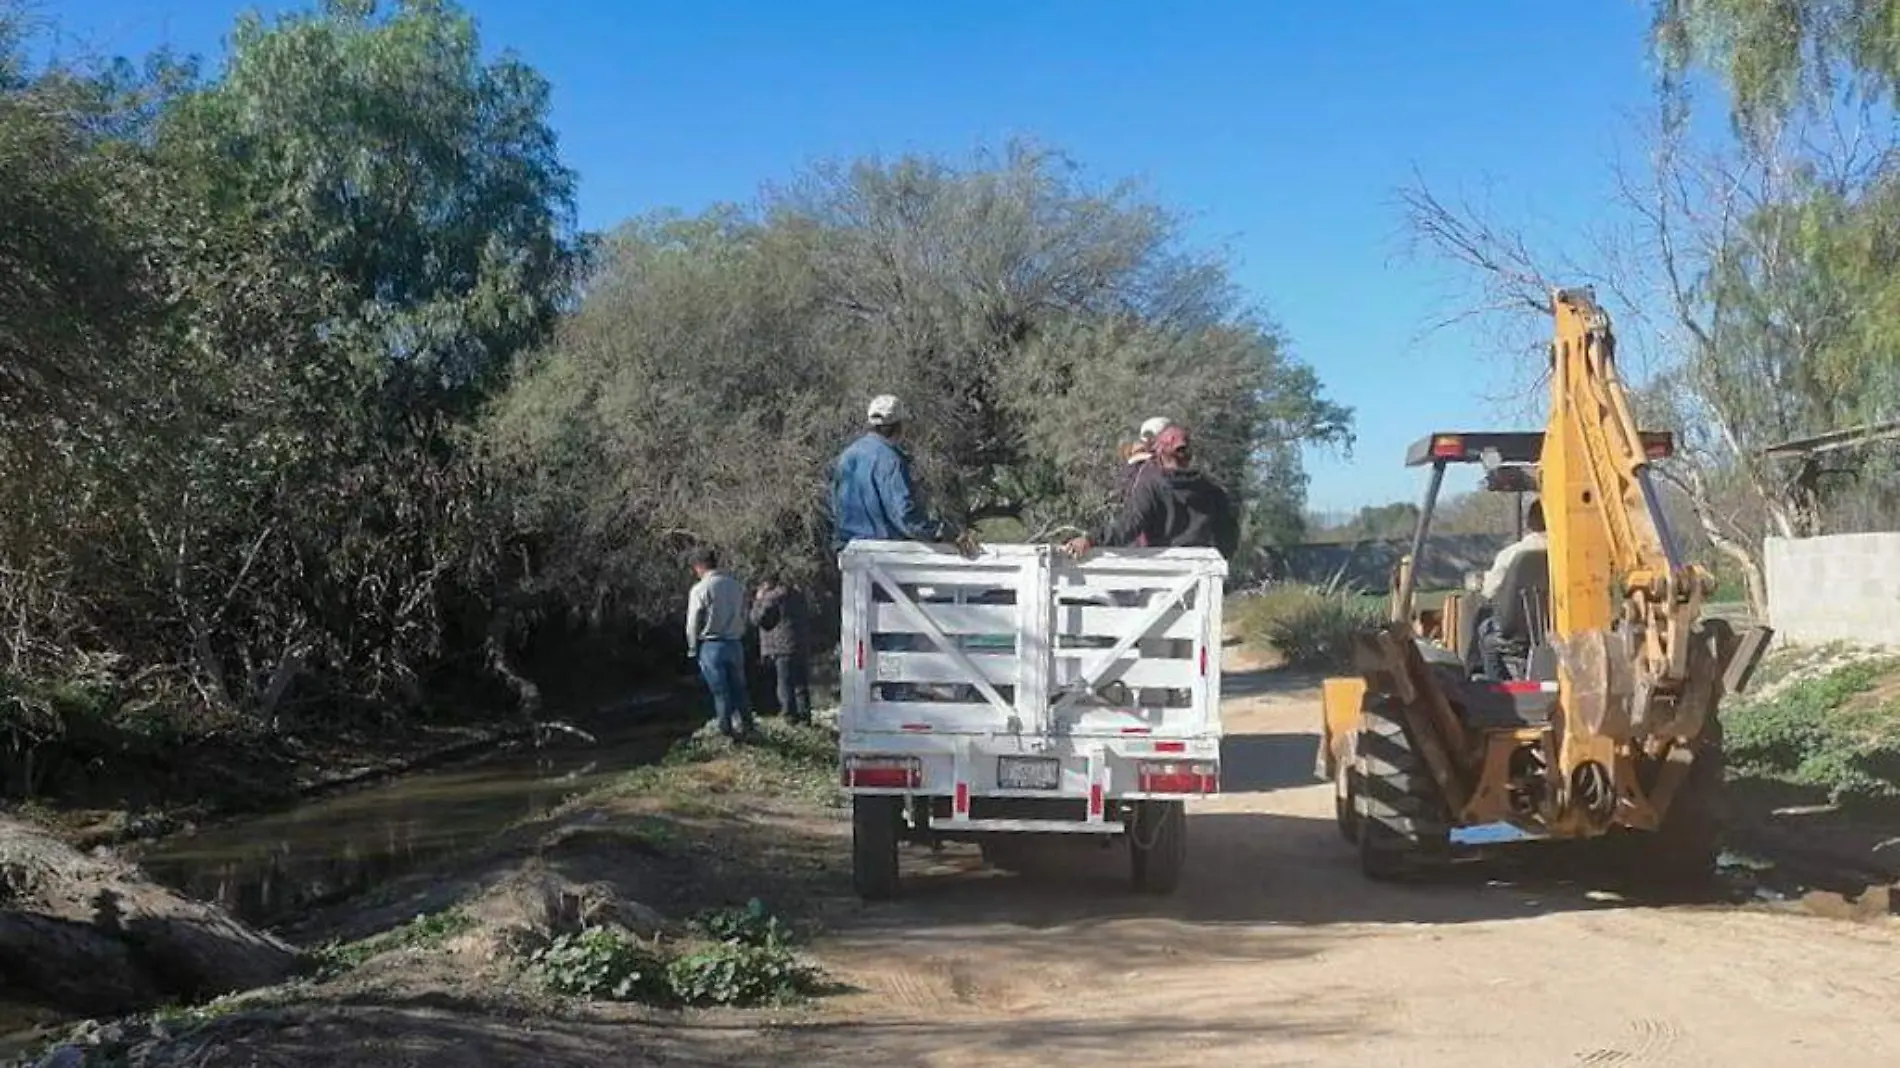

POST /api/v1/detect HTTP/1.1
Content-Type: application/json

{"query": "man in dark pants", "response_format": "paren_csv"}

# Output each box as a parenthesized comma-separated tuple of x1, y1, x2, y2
(750, 574, 812, 725)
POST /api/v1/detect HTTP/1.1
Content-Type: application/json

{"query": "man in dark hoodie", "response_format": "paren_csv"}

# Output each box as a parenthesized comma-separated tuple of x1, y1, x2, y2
(1066, 425, 1239, 559)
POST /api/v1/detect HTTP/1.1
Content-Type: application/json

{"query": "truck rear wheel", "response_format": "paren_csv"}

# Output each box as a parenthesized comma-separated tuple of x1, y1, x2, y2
(852, 796, 901, 900)
(1354, 695, 1451, 881)
(1129, 800, 1187, 894)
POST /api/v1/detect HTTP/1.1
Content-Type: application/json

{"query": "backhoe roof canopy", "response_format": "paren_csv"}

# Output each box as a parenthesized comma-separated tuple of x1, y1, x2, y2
(1405, 431, 1676, 468)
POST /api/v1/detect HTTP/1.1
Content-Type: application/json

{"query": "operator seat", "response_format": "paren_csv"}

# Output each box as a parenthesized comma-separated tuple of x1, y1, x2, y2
(1486, 548, 1551, 681)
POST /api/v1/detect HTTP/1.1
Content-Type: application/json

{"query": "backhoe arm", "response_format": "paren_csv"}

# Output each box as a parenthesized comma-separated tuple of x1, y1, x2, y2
(1541, 288, 1719, 823)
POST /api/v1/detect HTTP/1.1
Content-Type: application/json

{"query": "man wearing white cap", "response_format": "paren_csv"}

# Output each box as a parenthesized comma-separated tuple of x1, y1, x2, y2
(1118, 416, 1174, 505)
(829, 394, 959, 551)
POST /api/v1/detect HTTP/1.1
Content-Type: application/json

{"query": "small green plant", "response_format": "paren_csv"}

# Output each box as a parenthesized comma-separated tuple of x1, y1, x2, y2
(525, 900, 826, 1008)
(306, 908, 475, 977)
(689, 897, 792, 949)
(528, 926, 672, 1001)
(666, 941, 821, 1006)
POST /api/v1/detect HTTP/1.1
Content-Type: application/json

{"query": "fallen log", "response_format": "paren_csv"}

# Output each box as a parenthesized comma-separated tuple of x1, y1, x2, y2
(0, 815, 299, 1014)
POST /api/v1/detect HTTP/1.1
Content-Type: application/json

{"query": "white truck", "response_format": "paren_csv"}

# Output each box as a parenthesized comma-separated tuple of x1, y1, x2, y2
(836, 540, 1228, 899)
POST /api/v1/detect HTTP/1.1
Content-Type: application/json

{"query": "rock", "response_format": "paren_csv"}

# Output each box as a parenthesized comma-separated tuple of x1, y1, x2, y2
(0, 815, 299, 1015)
(461, 863, 668, 956)
(33, 1045, 85, 1068)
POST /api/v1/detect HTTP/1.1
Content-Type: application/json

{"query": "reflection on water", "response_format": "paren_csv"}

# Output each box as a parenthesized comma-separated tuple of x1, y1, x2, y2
(131, 701, 689, 927)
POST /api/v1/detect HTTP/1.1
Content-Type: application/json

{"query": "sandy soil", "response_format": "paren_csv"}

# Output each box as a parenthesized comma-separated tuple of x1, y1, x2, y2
(50, 651, 1900, 1068)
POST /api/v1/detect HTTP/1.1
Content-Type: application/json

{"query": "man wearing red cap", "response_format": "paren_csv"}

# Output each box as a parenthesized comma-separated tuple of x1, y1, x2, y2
(1067, 424, 1238, 559)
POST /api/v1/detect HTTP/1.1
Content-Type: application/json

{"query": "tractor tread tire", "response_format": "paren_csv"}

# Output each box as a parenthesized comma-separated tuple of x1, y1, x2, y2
(1354, 696, 1452, 882)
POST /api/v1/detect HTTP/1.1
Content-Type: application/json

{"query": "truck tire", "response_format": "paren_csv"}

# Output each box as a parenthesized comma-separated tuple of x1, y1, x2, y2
(1129, 800, 1187, 894)
(852, 796, 901, 900)
(1354, 695, 1452, 881)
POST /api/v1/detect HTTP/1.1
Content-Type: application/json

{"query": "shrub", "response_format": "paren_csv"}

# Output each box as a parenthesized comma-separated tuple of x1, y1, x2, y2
(526, 900, 825, 1008)
(1234, 584, 1383, 669)
(666, 941, 822, 1007)
(528, 926, 672, 1002)
(1724, 656, 1900, 807)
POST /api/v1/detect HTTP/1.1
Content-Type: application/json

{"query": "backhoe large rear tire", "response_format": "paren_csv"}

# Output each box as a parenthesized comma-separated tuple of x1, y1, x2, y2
(1354, 695, 1452, 881)
(1610, 718, 1727, 897)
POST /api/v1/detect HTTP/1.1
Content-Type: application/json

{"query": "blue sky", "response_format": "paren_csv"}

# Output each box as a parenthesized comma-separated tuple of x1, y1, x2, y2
(49, 0, 1664, 513)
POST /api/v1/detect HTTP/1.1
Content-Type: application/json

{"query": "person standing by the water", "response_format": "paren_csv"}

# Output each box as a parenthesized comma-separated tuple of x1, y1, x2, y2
(684, 547, 754, 741)
(750, 573, 812, 725)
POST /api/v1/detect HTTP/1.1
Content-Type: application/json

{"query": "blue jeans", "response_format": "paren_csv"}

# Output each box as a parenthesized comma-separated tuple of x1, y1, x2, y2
(697, 639, 753, 736)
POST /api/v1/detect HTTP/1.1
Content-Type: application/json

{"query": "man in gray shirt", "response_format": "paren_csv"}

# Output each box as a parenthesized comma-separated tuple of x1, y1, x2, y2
(685, 547, 754, 740)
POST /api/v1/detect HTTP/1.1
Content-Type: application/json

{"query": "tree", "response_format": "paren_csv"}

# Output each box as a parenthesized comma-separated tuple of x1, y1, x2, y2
(1652, 0, 1900, 139)
(0, 0, 582, 762)
(156, 0, 583, 407)
(488, 145, 1352, 623)
(0, 15, 151, 429)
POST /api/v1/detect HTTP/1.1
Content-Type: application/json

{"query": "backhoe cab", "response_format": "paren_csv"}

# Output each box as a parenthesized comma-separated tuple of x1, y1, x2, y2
(1318, 287, 1774, 888)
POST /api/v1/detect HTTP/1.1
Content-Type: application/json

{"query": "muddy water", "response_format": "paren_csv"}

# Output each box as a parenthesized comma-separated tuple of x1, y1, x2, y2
(130, 694, 697, 927)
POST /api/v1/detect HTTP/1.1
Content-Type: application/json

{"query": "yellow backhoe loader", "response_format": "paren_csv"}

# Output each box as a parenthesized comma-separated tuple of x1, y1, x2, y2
(1317, 287, 1773, 887)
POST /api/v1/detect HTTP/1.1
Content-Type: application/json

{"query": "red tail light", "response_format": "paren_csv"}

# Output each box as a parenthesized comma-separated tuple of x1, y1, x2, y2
(855, 641, 864, 671)
(954, 781, 970, 814)
(1153, 741, 1186, 753)
(1088, 782, 1104, 817)
(843, 756, 920, 789)
(1137, 760, 1219, 795)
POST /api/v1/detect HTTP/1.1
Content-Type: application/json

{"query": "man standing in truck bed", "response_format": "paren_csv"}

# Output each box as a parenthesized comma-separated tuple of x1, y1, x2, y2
(829, 394, 960, 551)
(1066, 425, 1239, 560)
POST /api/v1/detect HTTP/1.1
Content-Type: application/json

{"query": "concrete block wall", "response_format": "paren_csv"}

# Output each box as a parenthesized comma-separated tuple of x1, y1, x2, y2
(1764, 533, 1900, 648)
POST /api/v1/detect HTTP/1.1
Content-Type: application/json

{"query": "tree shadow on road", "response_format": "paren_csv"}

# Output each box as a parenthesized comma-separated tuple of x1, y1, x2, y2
(1221, 665, 1325, 699)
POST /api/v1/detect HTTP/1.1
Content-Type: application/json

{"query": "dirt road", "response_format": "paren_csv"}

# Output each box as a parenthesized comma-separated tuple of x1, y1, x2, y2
(798, 660, 1900, 1068)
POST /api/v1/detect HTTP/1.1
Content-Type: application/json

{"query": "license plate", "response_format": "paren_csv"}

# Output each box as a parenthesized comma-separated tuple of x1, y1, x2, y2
(997, 756, 1061, 790)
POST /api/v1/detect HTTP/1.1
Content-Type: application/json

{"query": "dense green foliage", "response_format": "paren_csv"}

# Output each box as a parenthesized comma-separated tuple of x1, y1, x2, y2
(1653, 0, 1900, 137)
(1724, 655, 1900, 807)
(0, 0, 581, 790)
(488, 145, 1352, 608)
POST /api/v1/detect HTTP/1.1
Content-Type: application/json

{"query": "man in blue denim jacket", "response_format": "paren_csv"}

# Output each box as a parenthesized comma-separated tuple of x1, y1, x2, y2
(829, 394, 961, 551)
